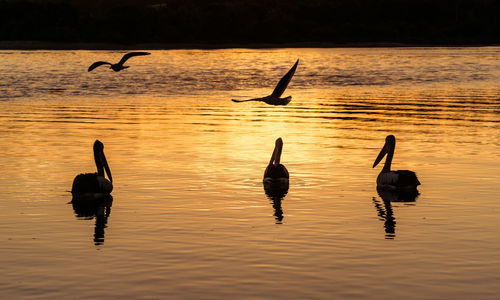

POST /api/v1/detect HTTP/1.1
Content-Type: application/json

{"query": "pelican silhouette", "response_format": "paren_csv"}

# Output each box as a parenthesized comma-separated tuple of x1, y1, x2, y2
(263, 138, 289, 184)
(72, 140, 113, 196)
(373, 135, 420, 190)
(232, 59, 299, 105)
(88, 52, 151, 72)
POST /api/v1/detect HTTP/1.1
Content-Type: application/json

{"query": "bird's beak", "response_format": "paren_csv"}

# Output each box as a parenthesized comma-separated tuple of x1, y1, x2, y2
(373, 143, 388, 168)
(273, 138, 284, 165)
(99, 149, 113, 183)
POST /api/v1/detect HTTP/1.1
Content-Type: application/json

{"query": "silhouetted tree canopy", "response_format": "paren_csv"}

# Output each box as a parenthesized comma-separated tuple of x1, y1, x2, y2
(1, 0, 499, 45)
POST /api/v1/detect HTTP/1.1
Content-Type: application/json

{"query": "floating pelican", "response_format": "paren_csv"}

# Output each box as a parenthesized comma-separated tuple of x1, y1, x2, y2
(263, 138, 289, 185)
(232, 59, 299, 105)
(263, 138, 289, 224)
(72, 140, 113, 196)
(373, 135, 420, 190)
(88, 52, 150, 72)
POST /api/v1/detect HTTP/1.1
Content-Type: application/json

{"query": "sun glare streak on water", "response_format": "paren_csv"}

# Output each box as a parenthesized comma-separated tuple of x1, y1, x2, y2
(0, 48, 499, 299)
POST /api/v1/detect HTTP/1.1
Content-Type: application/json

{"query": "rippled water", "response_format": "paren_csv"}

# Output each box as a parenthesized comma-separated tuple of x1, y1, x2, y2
(0, 48, 499, 299)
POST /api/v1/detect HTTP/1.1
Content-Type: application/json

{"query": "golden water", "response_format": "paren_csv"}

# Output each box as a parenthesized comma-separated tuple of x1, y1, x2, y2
(0, 48, 499, 299)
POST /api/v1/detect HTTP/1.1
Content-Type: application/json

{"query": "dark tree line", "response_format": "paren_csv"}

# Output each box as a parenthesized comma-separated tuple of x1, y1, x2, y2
(1, 0, 499, 45)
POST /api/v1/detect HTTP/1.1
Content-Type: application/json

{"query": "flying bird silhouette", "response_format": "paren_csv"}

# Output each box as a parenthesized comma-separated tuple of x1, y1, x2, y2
(373, 135, 420, 190)
(72, 140, 113, 197)
(88, 52, 151, 72)
(232, 59, 299, 105)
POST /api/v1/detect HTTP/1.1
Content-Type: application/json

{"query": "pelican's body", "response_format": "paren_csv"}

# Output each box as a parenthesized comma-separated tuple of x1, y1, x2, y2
(373, 135, 420, 190)
(88, 52, 150, 72)
(232, 59, 299, 106)
(263, 138, 289, 185)
(72, 140, 113, 196)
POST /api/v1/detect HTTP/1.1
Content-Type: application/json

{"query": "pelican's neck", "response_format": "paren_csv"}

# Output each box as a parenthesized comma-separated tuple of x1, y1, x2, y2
(382, 143, 394, 172)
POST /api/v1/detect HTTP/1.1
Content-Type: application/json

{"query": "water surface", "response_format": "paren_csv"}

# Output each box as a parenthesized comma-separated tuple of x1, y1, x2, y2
(0, 48, 499, 299)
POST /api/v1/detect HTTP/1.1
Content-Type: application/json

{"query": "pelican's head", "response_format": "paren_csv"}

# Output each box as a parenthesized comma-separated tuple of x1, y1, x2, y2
(385, 135, 396, 146)
(274, 137, 284, 164)
(373, 135, 396, 168)
(93, 140, 112, 183)
(93, 139, 104, 151)
(275, 137, 283, 148)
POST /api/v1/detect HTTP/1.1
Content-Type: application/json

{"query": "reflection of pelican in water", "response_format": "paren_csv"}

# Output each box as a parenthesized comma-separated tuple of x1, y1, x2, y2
(373, 188, 419, 239)
(373, 135, 420, 190)
(232, 59, 299, 106)
(263, 138, 289, 223)
(72, 140, 113, 198)
(71, 194, 113, 245)
(378, 187, 419, 203)
(264, 179, 289, 224)
(88, 52, 151, 72)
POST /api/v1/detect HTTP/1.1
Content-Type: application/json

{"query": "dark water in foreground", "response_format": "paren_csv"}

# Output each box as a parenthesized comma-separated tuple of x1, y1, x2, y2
(0, 48, 499, 299)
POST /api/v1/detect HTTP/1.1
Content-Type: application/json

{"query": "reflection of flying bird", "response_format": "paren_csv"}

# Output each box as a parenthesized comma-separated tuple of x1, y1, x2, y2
(88, 52, 151, 72)
(263, 138, 289, 184)
(232, 59, 299, 105)
(373, 135, 420, 190)
(72, 140, 113, 197)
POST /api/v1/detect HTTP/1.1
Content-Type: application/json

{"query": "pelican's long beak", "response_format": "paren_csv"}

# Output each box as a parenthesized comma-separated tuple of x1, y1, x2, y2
(100, 151, 112, 183)
(373, 143, 387, 168)
(94, 140, 112, 183)
(273, 138, 284, 165)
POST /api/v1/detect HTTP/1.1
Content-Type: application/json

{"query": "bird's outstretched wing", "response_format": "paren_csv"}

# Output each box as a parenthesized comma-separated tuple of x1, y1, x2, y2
(232, 98, 264, 103)
(117, 52, 151, 66)
(271, 59, 299, 98)
(88, 61, 112, 72)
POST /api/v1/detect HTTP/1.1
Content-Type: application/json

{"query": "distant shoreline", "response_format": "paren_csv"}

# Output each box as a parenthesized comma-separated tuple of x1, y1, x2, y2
(1, 41, 498, 50)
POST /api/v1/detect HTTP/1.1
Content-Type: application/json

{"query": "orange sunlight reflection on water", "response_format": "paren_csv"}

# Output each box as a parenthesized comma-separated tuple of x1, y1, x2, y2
(0, 48, 499, 299)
